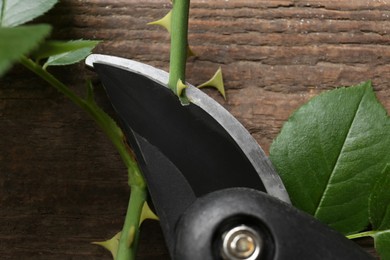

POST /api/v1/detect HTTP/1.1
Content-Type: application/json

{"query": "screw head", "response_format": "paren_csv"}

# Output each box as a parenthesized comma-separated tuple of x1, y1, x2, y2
(221, 225, 262, 260)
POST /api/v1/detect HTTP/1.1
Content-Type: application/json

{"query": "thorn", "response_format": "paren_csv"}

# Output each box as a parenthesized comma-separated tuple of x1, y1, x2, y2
(187, 45, 196, 58)
(126, 226, 136, 248)
(92, 232, 121, 260)
(148, 10, 172, 33)
(176, 79, 188, 97)
(197, 67, 226, 99)
(140, 201, 159, 226)
(148, 9, 195, 59)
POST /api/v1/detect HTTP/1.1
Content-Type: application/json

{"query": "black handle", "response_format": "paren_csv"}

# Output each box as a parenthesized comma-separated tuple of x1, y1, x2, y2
(174, 188, 374, 260)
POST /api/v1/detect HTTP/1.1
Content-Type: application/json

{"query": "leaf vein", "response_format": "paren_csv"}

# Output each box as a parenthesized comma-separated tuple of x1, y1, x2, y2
(314, 88, 366, 218)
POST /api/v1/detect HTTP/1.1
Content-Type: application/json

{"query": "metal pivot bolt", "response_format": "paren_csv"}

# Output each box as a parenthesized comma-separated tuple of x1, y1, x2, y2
(221, 225, 263, 260)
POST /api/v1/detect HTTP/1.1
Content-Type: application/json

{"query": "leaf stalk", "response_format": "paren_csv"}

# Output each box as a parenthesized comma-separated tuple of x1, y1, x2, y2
(347, 231, 376, 239)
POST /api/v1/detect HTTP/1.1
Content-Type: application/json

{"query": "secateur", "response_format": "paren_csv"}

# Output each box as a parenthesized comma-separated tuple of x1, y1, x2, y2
(86, 54, 374, 260)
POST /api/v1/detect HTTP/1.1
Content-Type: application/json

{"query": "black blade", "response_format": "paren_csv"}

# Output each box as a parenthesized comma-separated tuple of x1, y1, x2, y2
(86, 55, 290, 203)
(93, 63, 268, 251)
(94, 63, 266, 194)
(129, 131, 196, 253)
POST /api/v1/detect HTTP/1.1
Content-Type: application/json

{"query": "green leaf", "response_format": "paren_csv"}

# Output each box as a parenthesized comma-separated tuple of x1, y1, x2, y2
(373, 231, 390, 260)
(0, 1, 3, 23)
(32, 40, 100, 61)
(369, 164, 390, 230)
(270, 81, 390, 234)
(43, 44, 97, 68)
(369, 164, 390, 259)
(0, 24, 51, 76)
(0, 0, 58, 27)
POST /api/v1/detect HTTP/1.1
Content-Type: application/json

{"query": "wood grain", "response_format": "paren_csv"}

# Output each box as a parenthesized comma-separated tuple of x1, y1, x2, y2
(0, 0, 388, 258)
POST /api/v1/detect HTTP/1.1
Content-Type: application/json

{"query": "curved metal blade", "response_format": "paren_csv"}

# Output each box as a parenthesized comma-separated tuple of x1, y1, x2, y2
(86, 54, 290, 202)
(85, 54, 290, 254)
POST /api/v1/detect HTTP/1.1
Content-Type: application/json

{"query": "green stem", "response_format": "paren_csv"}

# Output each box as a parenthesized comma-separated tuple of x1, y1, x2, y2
(20, 56, 85, 108)
(19, 56, 144, 186)
(116, 185, 147, 259)
(347, 231, 376, 239)
(19, 56, 147, 259)
(168, 0, 191, 94)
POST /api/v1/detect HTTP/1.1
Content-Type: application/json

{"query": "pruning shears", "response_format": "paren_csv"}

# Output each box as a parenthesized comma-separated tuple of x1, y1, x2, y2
(86, 54, 374, 260)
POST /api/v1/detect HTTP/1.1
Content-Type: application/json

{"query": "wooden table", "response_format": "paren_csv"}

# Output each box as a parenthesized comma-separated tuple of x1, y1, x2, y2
(0, 0, 388, 258)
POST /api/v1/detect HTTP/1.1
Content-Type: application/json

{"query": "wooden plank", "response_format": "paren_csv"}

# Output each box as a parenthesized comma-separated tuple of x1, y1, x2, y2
(1, 0, 388, 258)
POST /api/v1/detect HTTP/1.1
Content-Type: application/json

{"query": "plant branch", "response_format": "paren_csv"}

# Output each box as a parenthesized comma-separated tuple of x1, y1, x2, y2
(116, 185, 147, 259)
(168, 0, 191, 95)
(19, 56, 147, 259)
(19, 56, 144, 186)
